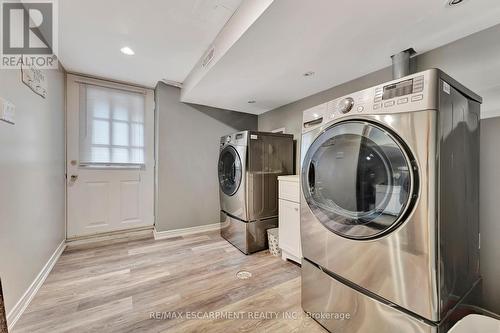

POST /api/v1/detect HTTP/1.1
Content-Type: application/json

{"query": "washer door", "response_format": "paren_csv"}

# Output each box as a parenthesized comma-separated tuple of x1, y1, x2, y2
(218, 146, 242, 196)
(302, 121, 417, 239)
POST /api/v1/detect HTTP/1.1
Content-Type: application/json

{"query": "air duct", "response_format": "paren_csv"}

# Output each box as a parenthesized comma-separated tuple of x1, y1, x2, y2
(391, 48, 416, 79)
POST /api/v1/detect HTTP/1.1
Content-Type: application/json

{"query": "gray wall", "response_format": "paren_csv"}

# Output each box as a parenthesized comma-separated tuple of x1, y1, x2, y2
(0, 67, 66, 316)
(259, 23, 500, 171)
(479, 118, 500, 313)
(258, 24, 500, 313)
(155, 82, 257, 232)
(258, 67, 392, 170)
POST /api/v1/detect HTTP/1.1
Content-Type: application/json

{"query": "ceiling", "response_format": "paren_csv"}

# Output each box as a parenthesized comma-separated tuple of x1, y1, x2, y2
(57, 0, 500, 114)
(58, 0, 242, 87)
(181, 0, 500, 114)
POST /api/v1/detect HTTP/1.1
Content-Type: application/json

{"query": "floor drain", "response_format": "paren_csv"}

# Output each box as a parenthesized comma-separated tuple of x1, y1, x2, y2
(236, 271, 252, 280)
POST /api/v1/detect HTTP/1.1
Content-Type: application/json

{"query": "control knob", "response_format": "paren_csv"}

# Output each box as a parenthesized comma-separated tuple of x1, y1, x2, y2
(338, 97, 355, 114)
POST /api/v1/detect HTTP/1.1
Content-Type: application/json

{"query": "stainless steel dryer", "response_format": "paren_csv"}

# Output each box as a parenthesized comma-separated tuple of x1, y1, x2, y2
(300, 69, 482, 332)
(219, 131, 293, 254)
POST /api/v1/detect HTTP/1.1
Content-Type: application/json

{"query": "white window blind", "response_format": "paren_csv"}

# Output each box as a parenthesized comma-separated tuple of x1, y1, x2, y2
(79, 84, 145, 166)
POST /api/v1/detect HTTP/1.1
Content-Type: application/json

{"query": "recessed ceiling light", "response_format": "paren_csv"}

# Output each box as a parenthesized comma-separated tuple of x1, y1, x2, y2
(120, 47, 135, 56)
(303, 71, 315, 77)
(248, 100, 256, 104)
(447, 0, 466, 6)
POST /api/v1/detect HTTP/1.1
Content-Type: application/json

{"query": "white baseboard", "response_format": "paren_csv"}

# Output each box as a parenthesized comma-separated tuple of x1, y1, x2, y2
(66, 226, 153, 247)
(7, 240, 66, 330)
(153, 223, 220, 240)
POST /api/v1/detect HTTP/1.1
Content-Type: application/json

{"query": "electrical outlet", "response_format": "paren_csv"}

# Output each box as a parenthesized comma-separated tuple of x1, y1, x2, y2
(0, 97, 15, 124)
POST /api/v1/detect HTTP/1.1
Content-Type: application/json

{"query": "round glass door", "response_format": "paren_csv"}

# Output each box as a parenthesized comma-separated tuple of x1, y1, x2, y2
(218, 146, 242, 196)
(302, 121, 418, 239)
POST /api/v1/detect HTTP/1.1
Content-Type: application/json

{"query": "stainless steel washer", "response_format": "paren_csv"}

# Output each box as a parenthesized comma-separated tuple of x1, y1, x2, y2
(218, 131, 293, 254)
(300, 69, 482, 332)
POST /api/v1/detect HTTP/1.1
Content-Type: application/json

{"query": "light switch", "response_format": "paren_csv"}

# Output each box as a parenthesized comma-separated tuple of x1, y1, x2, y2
(0, 97, 15, 124)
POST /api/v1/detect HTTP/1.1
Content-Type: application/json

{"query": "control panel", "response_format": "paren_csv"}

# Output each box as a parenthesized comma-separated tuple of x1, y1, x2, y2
(220, 131, 248, 147)
(302, 69, 439, 133)
(374, 75, 424, 111)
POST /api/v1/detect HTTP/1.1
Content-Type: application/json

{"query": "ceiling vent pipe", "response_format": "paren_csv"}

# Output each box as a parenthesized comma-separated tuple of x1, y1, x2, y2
(391, 48, 416, 79)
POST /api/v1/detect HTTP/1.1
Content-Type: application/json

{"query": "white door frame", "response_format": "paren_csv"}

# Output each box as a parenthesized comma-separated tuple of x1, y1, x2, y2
(65, 74, 155, 239)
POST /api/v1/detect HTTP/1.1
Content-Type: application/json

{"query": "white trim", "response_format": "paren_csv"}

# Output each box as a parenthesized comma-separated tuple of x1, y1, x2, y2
(7, 240, 66, 330)
(153, 87, 160, 238)
(66, 226, 153, 246)
(153, 223, 220, 240)
(66, 73, 153, 92)
(160, 79, 182, 88)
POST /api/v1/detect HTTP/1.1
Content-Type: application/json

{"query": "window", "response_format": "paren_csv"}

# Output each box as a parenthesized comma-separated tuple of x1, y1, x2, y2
(79, 84, 145, 166)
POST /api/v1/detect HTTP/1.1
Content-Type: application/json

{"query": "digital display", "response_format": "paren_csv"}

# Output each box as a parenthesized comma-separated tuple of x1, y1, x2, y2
(383, 79, 413, 100)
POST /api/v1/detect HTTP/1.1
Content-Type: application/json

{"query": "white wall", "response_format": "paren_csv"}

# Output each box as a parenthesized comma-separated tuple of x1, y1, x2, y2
(258, 67, 392, 170)
(0, 67, 66, 317)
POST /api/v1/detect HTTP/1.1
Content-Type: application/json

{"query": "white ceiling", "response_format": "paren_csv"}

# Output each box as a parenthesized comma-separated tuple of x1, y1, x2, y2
(58, 0, 242, 87)
(181, 0, 500, 114)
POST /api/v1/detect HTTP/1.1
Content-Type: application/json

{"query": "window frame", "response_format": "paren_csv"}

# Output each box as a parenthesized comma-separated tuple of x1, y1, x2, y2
(77, 80, 148, 169)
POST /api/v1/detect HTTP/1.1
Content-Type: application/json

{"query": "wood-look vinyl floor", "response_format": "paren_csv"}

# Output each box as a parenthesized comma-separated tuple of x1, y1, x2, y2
(13, 231, 326, 333)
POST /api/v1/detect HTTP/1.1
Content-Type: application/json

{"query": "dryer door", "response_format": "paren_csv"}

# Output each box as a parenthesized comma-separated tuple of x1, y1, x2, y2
(218, 145, 242, 196)
(301, 120, 417, 239)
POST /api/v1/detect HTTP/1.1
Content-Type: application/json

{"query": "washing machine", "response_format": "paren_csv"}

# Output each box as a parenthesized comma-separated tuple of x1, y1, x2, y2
(219, 131, 293, 254)
(218, 132, 248, 222)
(300, 69, 482, 332)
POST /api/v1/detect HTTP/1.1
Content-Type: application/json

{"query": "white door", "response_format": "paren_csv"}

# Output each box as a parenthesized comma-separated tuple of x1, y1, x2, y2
(66, 74, 154, 238)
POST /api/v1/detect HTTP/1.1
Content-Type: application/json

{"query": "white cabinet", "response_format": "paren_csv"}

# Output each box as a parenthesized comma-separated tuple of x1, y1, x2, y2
(278, 175, 301, 264)
(278, 177, 300, 202)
